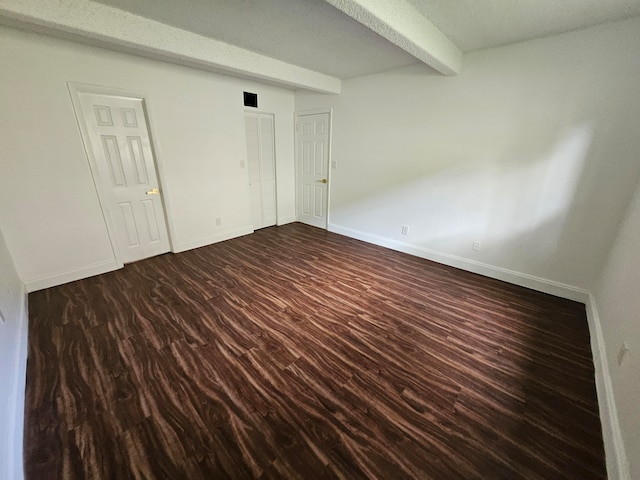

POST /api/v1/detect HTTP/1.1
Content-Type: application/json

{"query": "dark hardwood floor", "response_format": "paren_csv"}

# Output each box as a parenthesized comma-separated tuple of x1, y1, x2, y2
(25, 223, 605, 479)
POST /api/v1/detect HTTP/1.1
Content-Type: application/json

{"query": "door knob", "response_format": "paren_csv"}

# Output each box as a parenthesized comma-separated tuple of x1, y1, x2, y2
(318, 179, 327, 184)
(146, 188, 159, 195)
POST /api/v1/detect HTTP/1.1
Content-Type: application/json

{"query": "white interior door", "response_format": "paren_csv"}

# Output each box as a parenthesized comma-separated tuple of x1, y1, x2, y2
(245, 112, 277, 230)
(77, 93, 171, 264)
(296, 112, 330, 229)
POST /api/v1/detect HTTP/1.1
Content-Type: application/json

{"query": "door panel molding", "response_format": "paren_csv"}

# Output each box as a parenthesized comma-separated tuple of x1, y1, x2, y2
(295, 108, 332, 229)
(68, 82, 174, 265)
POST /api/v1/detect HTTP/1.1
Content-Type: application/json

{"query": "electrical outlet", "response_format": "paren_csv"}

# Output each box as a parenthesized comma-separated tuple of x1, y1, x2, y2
(472, 241, 481, 251)
(216, 217, 222, 226)
(0, 308, 4, 324)
(331, 160, 337, 169)
(240, 161, 246, 169)
(618, 342, 630, 366)
(401, 225, 409, 236)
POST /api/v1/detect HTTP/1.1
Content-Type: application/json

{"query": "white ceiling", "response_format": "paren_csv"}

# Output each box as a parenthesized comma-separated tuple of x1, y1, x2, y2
(92, 0, 420, 79)
(2, 0, 640, 88)
(406, 0, 640, 52)
(93, 0, 640, 78)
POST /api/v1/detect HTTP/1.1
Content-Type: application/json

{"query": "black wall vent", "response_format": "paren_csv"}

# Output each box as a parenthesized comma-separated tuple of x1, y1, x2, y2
(243, 91, 258, 108)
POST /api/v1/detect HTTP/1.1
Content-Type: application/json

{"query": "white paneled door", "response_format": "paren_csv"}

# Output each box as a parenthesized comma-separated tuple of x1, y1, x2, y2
(77, 93, 170, 264)
(296, 112, 330, 229)
(245, 112, 277, 230)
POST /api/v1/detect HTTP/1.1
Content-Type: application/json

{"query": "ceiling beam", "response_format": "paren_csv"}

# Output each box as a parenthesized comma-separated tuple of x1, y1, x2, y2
(0, 0, 342, 94)
(323, 0, 462, 75)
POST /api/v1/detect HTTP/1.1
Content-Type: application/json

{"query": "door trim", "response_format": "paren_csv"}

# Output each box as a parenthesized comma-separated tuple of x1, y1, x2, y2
(68, 82, 175, 266)
(294, 108, 333, 229)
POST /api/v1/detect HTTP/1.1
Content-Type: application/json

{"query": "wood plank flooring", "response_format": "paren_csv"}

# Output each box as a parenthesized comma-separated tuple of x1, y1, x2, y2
(25, 222, 605, 479)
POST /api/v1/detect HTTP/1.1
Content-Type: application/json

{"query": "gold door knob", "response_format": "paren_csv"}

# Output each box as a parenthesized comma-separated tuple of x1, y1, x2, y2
(146, 188, 159, 195)
(318, 179, 327, 184)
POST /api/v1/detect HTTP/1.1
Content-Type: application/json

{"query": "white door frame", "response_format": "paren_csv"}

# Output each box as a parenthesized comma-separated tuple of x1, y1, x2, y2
(68, 82, 176, 267)
(294, 108, 333, 229)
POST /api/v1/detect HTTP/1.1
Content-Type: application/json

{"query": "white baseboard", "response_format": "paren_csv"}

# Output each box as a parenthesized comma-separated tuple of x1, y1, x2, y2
(328, 223, 589, 302)
(25, 259, 120, 292)
(329, 223, 628, 478)
(277, 216, 297, 226)
(173, 226, 254, 253)
(25, 226, 257, 291)
(585, 297, 630, 480)
(6, 286, 28, 480)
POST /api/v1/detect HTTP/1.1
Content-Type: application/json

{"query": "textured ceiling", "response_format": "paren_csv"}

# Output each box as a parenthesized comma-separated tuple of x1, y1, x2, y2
(406, 0, 640, 52)
(17, 0, 640, 80)
(91, 0, 420, 79)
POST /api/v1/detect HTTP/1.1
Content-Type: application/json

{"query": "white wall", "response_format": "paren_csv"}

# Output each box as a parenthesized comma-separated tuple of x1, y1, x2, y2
(0, 228, 27, 480)
(592, 175, 640, 480)
(0, 26, 296, 290)
(295, 16, 640, 295)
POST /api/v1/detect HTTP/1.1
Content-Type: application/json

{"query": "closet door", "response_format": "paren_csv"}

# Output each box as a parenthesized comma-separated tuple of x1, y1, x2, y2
(245, 112, 277, 230)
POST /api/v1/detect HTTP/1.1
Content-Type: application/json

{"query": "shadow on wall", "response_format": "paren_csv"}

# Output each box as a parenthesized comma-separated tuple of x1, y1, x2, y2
(332, 123, 594, 273)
